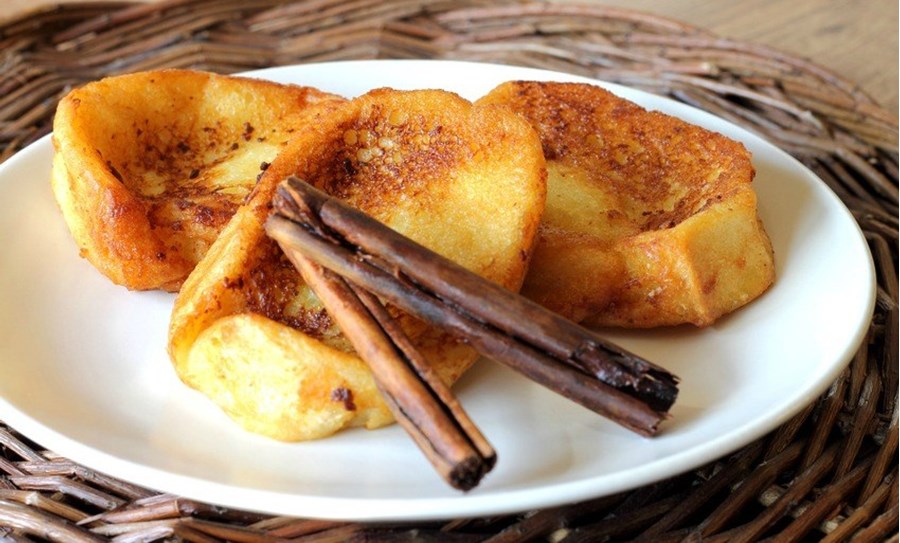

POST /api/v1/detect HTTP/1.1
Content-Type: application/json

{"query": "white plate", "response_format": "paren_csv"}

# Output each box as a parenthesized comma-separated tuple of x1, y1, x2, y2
(0, 60, 875, 521)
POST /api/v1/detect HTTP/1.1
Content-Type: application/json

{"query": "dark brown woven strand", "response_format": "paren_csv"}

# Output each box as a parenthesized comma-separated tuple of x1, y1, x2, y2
(0, 1, 897, 541)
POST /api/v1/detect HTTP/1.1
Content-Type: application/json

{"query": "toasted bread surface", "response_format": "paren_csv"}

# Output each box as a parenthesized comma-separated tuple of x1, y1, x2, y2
(169, 88, 546, 441)
(478, 81, 775, 327)
(51, 69, 344, 291)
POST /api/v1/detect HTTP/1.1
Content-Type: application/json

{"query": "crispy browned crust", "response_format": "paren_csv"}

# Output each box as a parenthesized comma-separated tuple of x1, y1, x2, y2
(478, 81, 775, 327)
(51, 69, 344, 291)
(168, 88, 546, 441)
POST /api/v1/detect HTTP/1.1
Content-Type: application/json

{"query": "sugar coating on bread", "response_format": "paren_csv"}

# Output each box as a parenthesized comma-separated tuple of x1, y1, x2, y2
(51, 69, 343, 291)
(478, 81, 775, 327)
(168, 88, 547, 441)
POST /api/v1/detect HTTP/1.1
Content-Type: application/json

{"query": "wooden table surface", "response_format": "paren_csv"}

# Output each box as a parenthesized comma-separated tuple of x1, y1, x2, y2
(3, 0, 897, 117)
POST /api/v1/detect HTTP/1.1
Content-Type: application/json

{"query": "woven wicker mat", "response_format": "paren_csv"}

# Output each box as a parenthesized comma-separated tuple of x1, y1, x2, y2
(1, 1, 897, 541)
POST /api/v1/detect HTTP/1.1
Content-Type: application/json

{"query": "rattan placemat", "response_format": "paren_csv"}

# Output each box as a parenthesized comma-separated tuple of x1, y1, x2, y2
(1, 1, 897, 541)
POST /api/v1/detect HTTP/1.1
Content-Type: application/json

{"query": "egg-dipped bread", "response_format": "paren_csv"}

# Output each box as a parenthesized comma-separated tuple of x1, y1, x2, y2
(168, 88, 547, 441)
(478, 81, 775, 328)
(51, 69, 344, 291)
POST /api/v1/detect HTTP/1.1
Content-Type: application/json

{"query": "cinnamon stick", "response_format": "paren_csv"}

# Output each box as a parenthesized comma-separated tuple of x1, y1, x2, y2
(327, 207, 677, 412)
(265, 177, 679, 436)
(272, 193, 495, 491)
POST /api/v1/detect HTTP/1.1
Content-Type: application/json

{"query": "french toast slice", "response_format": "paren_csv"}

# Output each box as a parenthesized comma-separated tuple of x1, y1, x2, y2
(477, 81, 775, 327)
(168, 88, 546, 441)
(51, 69, 344, 291)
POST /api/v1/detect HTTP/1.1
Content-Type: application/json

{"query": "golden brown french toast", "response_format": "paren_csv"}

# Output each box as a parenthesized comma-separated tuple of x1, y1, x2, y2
(51, 69, 344, 291)
(168, 88, 546, 441)
(477, 81, 775, 327)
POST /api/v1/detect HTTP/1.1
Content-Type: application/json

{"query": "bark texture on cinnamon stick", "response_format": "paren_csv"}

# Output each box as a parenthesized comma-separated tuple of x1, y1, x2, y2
(267, 186, 495, 491)
(265, 177, 680, 436)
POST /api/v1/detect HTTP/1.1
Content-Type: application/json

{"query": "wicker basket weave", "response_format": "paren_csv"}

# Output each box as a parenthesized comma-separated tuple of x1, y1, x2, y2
(0, 1, 897, 541)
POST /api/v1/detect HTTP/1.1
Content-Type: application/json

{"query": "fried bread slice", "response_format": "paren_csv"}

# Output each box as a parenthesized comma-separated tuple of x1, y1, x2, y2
(478, 81, 775, 327)
(168, 88, 546, 441)
(51, 69, 344, 291)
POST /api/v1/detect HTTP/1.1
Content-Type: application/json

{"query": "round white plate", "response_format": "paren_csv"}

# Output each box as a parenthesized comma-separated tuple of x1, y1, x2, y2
(0, 60, 875, 521)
